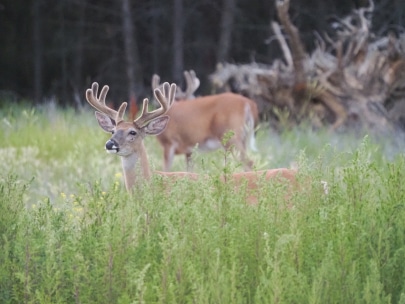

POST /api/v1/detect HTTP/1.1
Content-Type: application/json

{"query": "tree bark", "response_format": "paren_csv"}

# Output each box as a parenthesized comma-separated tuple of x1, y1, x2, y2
(275, 0, 307, 85)
(32, 0, 43, 105)
(72, 0, 86, 108)
(172, 0, 184, 84)
(151, 2, 160, 75)
(59, 1, 68, 107)
(217, 0, 236, 63)
(121, 0, 142, 119)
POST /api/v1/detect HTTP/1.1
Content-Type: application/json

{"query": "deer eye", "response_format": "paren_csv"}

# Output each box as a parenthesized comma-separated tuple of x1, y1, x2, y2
(111, 130, 115, 134)
(129, 130, 137, 136)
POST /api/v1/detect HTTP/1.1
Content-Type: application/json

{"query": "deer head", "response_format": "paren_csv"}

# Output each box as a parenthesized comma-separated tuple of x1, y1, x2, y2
(86, 82, 176, 157)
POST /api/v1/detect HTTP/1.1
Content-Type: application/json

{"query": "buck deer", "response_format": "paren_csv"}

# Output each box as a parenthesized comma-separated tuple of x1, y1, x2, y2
(86, 82, 299, 204)
(151, 72, 259, 172)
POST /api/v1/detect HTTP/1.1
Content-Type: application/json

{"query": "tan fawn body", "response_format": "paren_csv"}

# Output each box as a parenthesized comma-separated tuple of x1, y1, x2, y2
(86, 82, 297, 205)
(152, 72, 259, 171)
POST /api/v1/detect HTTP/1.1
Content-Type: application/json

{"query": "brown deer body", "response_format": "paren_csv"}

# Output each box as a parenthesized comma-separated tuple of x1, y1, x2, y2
(157, 93, 258, 171)
(152, 72, 259, 171)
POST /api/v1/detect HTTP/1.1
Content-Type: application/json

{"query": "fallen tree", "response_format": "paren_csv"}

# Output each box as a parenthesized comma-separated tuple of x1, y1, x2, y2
(210, 0, 405, 135)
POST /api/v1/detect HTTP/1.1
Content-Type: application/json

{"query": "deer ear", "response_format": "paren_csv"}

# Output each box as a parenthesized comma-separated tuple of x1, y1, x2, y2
(95, 111, 116, 133)
(143, 116, 169, 135)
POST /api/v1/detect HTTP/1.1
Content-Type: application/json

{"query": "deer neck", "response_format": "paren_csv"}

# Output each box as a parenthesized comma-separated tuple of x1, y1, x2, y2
(120, 142, 151, 191)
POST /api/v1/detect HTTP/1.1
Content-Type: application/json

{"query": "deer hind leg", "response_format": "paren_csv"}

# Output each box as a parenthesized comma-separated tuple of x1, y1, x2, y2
(226, 134, 253, 171)
(163, 144, 176, 171)
(237, 145, 254, 171)
(185, 152, 193, 172)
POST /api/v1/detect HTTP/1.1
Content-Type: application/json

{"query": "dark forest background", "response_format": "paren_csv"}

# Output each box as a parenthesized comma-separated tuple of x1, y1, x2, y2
(0, 0, 404, 108)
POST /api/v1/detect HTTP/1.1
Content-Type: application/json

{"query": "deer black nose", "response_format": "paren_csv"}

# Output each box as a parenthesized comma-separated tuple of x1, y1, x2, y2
(105, 139, 119, 153)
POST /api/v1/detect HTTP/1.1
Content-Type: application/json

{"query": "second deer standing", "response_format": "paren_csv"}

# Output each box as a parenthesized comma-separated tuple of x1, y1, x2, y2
(152, 71, 259, 172)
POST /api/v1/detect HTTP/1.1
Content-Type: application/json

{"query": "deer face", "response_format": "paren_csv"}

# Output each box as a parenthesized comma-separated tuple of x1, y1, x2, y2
(95, 111, 169, 157)
(106, 121, 143, 156)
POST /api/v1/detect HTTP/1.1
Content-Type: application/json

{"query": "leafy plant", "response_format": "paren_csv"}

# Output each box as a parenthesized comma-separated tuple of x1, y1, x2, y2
(1, 104, 405, 303)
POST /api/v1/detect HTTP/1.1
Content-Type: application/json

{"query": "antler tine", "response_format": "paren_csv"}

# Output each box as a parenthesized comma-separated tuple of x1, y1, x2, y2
(116, 102, 128, 122)
(151, 74, 161, 91)
(135, 82, 176, 127)
(184, 70, 200, 99)
(86, 82, 127, 123)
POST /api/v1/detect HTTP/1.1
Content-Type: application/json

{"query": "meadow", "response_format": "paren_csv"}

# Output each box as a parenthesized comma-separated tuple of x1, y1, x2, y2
(1, 102, 405, 303)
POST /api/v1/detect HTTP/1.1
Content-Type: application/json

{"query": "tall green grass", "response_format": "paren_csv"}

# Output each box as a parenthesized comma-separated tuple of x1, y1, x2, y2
(1, 103, 405, 303)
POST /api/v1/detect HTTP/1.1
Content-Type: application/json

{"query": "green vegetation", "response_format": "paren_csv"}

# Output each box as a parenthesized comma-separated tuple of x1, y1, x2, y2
(1, 103, 405, 303)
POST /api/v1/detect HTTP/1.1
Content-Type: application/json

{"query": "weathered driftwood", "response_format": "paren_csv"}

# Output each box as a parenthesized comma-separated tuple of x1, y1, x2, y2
(210, 0, 405, 134)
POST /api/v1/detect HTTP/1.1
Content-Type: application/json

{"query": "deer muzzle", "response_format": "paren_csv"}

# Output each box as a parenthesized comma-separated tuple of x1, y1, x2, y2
(105, 139, 119, 154)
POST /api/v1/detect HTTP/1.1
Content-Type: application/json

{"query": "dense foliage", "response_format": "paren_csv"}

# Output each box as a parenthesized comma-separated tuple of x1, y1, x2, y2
(1, 103, 405, 303)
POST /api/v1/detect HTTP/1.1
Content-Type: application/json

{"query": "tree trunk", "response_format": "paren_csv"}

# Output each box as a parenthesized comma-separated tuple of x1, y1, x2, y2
(121, 0, 142, 120)
(58, 1, 68, 106)
(32, 0, 43, 105)
(151, 2, 160, 75)
(217, 0, 236, 63)
(72, 0, 86, 108)
(172, 0, 184, 84)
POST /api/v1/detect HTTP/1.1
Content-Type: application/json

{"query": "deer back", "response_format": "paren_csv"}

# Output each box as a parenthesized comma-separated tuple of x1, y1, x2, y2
(156, 92, 257, 154)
